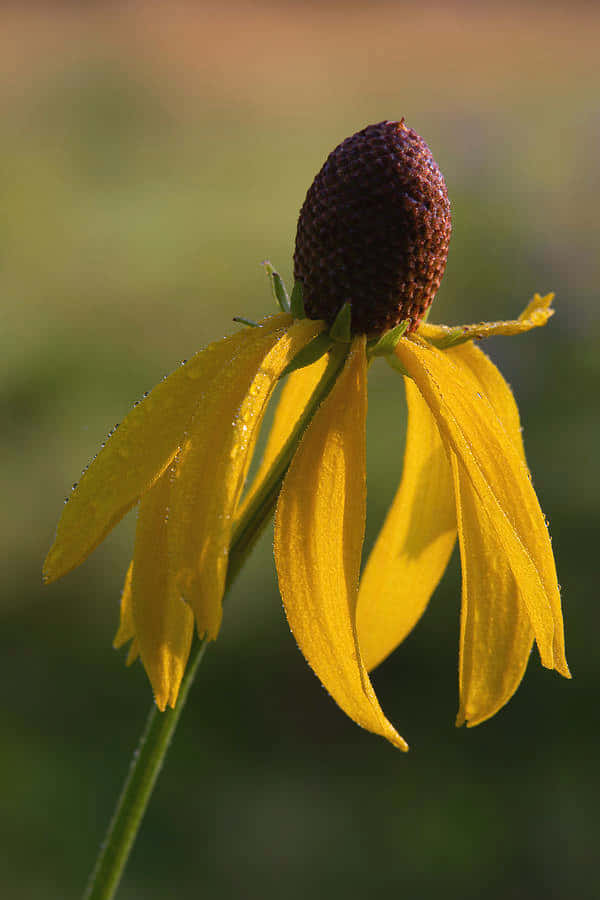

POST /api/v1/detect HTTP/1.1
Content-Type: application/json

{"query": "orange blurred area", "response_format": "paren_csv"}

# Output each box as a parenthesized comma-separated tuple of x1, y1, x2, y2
(1, 1, 598, 107)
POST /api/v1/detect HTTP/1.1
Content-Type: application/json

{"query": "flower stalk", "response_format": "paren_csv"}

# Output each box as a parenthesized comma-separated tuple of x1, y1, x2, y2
(82, 342, 349, 900)
(83, 639, 207, 900)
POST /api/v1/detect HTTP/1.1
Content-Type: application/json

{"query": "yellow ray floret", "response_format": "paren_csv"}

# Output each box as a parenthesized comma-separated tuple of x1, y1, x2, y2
(447, 342, 536, 725)
(129, 462, 195, 711)
(113, 562, 141, 667)
(451, 452, 534, 726)
(113, 562, 135, 651)
(395, 335, 569, 678)
(356, 377, 456, 672)
(418, 292, 554, 348)
(237, 351, 330, 521)
(274, 336, 408, 751)
(166, 318, 323, 642)
(43, 314, 292, 583)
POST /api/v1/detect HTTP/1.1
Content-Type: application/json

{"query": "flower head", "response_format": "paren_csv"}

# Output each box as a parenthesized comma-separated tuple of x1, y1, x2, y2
(295, 120, 451, 334)
(44, 121, 569, 750)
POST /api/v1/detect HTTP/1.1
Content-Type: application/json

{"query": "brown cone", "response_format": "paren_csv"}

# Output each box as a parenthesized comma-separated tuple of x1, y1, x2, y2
(293, 120, 451, 335)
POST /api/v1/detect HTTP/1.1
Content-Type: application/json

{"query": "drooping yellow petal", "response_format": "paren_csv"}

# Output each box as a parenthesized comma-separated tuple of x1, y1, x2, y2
(43, 314, 291, 584)
(113, 561, 135, 649)
(130, 462, 194, 711)
(237, 351, 330, 521)
(447, 342, 535, 726)
(395, 336, 569, 678)
(168, 318, 323, 642)
(126, 640, 140, 667)
(451, 454, 533, 726)
(419, 293, 554, 348)
(356, 377, 456, 672)
(447, 342, 525, 455)
(274, 337, 407, 750)
(113, 563, 140, 665)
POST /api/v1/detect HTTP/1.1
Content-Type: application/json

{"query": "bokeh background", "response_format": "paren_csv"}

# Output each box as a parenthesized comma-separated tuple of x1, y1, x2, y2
(2, 2, 599, 898)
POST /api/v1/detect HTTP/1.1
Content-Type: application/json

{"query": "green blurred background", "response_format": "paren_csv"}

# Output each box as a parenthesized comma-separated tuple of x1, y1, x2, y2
(2, 2, 599, 898)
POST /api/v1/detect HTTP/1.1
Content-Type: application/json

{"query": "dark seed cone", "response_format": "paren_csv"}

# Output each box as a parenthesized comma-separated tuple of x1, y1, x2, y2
(293, 120, 451, 335)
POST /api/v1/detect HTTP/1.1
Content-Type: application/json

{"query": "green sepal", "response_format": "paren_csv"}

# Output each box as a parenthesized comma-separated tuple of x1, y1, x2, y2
(233, 316, 259, 327)
(367, 320, 409, 359)
(280, 332, 333, 378)
(329, 303, 352, 342)
(290, 280, 306, 319)
(262, 260, 290, 313)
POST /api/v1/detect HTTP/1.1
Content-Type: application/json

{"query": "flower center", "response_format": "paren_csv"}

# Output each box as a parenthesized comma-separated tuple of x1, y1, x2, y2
(293, 120, 452, 336)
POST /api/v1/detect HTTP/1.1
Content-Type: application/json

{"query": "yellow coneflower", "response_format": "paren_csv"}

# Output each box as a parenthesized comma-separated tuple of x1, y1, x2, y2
(44, 120, 569, 751)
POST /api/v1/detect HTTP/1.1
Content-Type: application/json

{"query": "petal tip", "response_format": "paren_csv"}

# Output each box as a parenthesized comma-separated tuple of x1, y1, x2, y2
(43, 542, 80, 585)
(42, 553, 58, 585)
(153, 693, 168, 713)
(456, 703, 498, 729)
(381, 721, 409, 751)
(554, 659, 572, 680)
(125, 643, 139, 666)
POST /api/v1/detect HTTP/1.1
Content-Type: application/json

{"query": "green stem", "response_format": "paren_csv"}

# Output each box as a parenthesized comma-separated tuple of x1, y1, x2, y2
(82, 342, 348, 900)
(83, 639, 208, 900)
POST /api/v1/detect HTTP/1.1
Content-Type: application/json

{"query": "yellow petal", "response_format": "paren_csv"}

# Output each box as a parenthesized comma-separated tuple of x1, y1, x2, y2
(113, 563, 140, 665)
(43, 314, 291, 584)
(419, 293, 554, 347)
(356, 377, 456, 671)
(237, 351, 330, 521)
(168, 318, 323, 641)
(274, 337, 407, 750)
(131, 462, 194, 711)
(447, 342, 525, 456)
(447, 342, 535, 725)
(113, 561, 135, 649)
(395, 336, 569, 678)
(126, 639, 140, 667)
(451, 453, 534, 726)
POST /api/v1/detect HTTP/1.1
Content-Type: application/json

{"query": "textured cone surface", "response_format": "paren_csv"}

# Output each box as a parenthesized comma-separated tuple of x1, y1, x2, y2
(294, 120, 451, 335)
